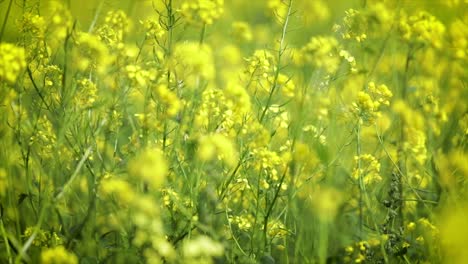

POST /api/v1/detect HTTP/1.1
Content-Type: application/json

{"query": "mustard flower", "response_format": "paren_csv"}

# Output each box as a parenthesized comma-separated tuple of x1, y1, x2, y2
(74, 32, 112, 74)
(231, 21, 253, 42)
(309, 186, 343, 221)
(140, 17, 166, 45)
(334, 9, 367, 42)
(153, 84, 182, 118)
(46, 2, 73, 44)
(439, 204, 468, 263)
(125, 64, 151, 87)
(250, 147, 285, 181)
(197, 133, 238, 167)
(19, 12, 46, 38)
(244, 49, 276, 78)
(229, 214, 255, 231)
(96, 10, 131, 49)
(296, 36, 341, 73)
(128, 148, 168, 189)
(267, 0, 288, 22)
(180, 0, 224, 25)
(352, 82, 393, 125)
(399, 11, 445, 49)
(224, 82, 252, 114)
(297, 0, 330, 25)
(23, 227, 48, 247)
(267, 219, 289, 238)
(182, 236, 224, 261)
(352, 154, 382, 185)
(270, 73, 295, 98)
(171, 42, 215, 87)
(449, 18, 468, 59)
(0, 43, 26, 84)
(74, 78, 98, 109)
(40, 246, 78, 264)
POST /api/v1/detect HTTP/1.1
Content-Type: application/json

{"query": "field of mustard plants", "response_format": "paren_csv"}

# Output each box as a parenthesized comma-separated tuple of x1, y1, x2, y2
(0, 0, 467, 263)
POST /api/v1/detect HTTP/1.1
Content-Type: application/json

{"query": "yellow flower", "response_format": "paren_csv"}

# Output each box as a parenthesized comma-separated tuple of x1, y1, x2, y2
(399, 11, 445, 49)
(180, 0, 224, 25)
(153, 84, 182, 118)
(310, 186, 343, 221)
(352, 82, 393, 125)
(352, 154, 382, 185)
(0, 43, 26, 84)
(41, 246, 78, 264)
(128, 148, 168, 189)
(74, 32, 112, 74)
(96, 10, 131, 49)
(182, 236, 224, 260)
(197, 133, 238, 167)
(171, 42, 215, 87)
(232, 21, 253, 42)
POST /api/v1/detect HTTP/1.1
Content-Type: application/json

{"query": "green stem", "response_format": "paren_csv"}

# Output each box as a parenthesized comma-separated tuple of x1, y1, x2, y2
(263, 167, 288, 251)
(0, 218, 13, 264)
(259, 0, 293, 123)
(356, 123, 389, 263)
(199, 23, 206, 45)
(356, 123, 364, 237)
(14, 201, 48, 264)
(0, 0, 14, 42)
(318, 220, 328, 264)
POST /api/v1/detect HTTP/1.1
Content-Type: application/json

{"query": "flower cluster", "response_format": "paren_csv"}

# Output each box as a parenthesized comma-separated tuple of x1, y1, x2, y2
(231, 21, 253, 42)
(333, 2, 394, 42)
(23, 227, 62, 248)
(40, 246, 78, 264)
(448, 18, 468, 59)
(0, 1, 465, 264)
(244, 49, 276, 80)
(182, 236, 224, 264)
(171, 42, 215, 87)
(334, 9, 368, 42)
(74, 78, 98, 109)
(250, 147, 287, 188)
(392, 100, 427, 165)
(140, 17, 166, 44)
(0, 43, 26, 84)
(294, 36, 356, 74)
(352, 154, 382, 185)
(19, 12, 46, 38)
(197, 133, 238, 167)
(153, 83, 182, 118)
(96, 10, 131, 49)
(74, 32, 112, 74)
(352, 82, 393, 125)
(180, 0, 224, 25)
(127, 147, 168, 189)
(399, 11, 446, 49)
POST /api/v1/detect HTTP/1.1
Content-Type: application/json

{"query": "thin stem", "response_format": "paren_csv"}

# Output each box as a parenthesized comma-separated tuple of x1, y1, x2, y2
(54, 147, 93, 201)
(225, 206, 248, 256)
(395, 47, 413, 226)
(199, 23, 206, 45)
(14, 203, 48, 264)
(356, 123, 389, 263)
(356, 123, 364, 237)
(0, 218, 13, 264)
(259, 0, 293, 123)
(263, 166, 288, 251)
(0, 0, 14, 42)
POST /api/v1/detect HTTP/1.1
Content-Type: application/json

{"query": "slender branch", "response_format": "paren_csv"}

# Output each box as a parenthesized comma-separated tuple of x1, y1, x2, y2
(259, 0, 293, 123)
(0, 0, 14, 42)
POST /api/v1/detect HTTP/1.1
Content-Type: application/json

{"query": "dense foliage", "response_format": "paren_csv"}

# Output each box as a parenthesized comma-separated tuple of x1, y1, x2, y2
(0, 0, 467, 263)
